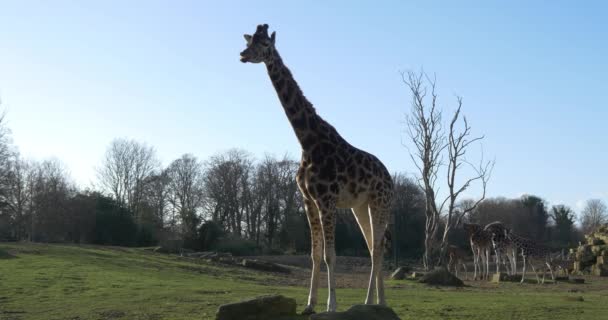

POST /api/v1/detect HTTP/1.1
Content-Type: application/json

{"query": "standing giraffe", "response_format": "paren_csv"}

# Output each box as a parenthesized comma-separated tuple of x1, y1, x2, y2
(447, 245, 468, 280)
(484, 221, 517, 276)
(507, 230, 557, 284)
(240, 24, 394, 313)
(463, 223, 492, 280)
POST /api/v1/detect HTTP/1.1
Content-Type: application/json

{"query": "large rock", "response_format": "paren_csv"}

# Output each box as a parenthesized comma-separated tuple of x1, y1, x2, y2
(216, 295, 296, 320)
(390, 267, 409, 280)
(419, 268, 464, 287)
(491, 272, 518, 283)
(310, 305, 401, 320)
(242, 259, 290, 273)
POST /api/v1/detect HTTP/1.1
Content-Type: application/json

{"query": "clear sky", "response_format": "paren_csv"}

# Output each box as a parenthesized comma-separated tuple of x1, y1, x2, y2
(1, 1, 606, 215)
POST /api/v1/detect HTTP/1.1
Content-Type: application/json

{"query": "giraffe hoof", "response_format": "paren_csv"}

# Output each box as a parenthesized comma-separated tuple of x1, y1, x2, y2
(301, 306, 316, 315)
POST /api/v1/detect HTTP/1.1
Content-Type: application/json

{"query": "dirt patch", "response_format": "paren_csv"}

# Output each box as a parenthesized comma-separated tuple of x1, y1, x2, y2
(98, 310, 126, 319)
(419, 268, 465, 287)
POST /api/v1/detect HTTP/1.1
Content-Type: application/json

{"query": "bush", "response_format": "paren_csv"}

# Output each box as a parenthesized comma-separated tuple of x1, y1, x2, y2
(93, 195, 137, 246)
(196, 220, 224, 251)
(214, 237, 260, 256)
(136, 225, 157, 247)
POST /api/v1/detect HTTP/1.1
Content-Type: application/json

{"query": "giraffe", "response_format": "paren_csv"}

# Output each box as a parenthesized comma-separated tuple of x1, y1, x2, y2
(507, 230, 557, 284)
(484, 221, 517, 276)
(240, 24, 394, 313)
(463, 223, 492, 280)
(447, 245, 468, 280)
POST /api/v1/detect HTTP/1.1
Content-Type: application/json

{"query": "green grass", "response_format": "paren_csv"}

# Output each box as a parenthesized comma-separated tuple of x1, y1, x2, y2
(1, 243, 606, 320)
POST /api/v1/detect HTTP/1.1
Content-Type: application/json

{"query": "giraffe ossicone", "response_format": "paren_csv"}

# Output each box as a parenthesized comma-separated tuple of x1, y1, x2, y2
(240, 24, 394, 313)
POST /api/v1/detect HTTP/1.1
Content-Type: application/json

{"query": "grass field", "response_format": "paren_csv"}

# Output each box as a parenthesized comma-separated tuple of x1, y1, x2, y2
(1, 243, 607, 320)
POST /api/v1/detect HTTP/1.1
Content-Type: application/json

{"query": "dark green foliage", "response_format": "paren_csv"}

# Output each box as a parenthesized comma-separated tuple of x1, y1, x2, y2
(335, 210, 367, 256)
(390, 174, 426, 260)
(93, 194, 137, 246)
(197, 220, 225, 250)
(214, 237, 261, 256)
(551, 205, 576, 247)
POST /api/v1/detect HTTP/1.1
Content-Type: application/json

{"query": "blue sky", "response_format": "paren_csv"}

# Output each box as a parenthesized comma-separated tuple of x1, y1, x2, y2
(1, 1, 606, 215)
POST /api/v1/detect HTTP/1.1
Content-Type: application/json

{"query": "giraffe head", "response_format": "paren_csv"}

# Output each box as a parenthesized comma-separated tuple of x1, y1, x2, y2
(240, 24, 276, 63)
(463, 223, 481, 235)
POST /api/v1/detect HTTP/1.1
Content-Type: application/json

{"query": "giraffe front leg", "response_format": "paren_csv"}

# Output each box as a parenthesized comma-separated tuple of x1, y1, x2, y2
(319, 202, 338, 312)
(546, 261, 556, 284)
(495, 247, 501, 274)
(520, 254, 526, 284)
(371, 210, 389, 305)
(530, 261, 540, 284)
(471, 247, 478, 280)
(302, 199, 322, 315)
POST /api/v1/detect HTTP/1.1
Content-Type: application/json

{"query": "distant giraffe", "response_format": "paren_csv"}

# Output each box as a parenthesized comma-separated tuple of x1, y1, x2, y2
(484, 221, 517, 276)
(507, 230, 557, 284)
(240, 24, 394, 313)
(463, 223, 492, 280)
(447, 245, 468, 280)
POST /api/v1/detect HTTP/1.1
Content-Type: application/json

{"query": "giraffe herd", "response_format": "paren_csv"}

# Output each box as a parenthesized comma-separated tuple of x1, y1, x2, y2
(240, 24, 565, 314)
(465, 221, 562, 284)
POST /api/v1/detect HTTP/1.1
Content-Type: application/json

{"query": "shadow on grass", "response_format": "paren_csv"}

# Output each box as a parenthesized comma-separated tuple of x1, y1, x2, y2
(0, 248, 17, 259)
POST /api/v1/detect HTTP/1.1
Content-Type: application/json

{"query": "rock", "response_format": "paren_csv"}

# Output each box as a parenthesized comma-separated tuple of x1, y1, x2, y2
(418, 268, 464, 287)
(241, 259, 290, 274)
(563, 296, 584, 302)
(156, 239, 183, 253)
(491, 272, 518, 283)
(409, 272, 424, 279)
(310, 304, 401, 320)
(216, 295, 296, 320)
(591, 264, 608, 276)
(390, 267, 409, 280)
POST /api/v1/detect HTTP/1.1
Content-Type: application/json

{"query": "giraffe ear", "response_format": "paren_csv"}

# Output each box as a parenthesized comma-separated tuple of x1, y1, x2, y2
(244, 34, 252, 44)
(270, 31, 276, 45)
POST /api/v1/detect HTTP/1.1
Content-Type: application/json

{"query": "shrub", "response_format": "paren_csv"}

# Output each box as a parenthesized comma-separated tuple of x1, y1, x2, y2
(214, 237, 260, 256)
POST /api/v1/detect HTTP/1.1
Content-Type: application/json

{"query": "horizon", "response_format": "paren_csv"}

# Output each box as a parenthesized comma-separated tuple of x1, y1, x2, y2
(1, 1, 607, 216)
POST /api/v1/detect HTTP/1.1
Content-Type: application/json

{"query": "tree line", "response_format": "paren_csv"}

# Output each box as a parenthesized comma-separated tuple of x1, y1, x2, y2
(0, 112, 606, 259)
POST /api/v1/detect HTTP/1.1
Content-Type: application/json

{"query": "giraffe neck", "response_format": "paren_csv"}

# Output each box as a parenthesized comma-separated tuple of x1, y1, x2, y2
(264, 49, 335, 150)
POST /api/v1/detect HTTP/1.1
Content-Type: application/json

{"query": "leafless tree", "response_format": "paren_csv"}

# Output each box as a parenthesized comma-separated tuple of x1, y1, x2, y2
(203, 149, 254, 237)
(96, 138, 160, 221)
(5, 157, 33, 239)
(28, 159, 75, 242)
(402, 70, 493, 269)
(402, 70, 446, 270)
(580, 199, 608, 234)
(0, 111, 15, 210)
(166, 154, 205, 238)
(142, 169, 171, 228)
(437, 99, 494, 265)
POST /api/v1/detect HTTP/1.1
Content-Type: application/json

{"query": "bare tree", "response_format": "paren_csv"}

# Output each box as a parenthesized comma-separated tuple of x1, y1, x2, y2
(580, 199, 608, 234)
(203, 149, 254, 237)
(142, 169, 171, 228)
(29, 159, 74, 242)
(402, 70, 446, 270)
(437, 100, 494, 265)
(5, 157, 33, 240)
(96, 138, 160, 222)
(402, 70, 493, 269)
(166, 154, 205, 238)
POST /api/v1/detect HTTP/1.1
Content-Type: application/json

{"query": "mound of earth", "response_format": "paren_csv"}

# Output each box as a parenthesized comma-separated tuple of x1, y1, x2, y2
(310, 305, 401, 320)
(216, 295, 296, 320)
(419, 268, 464, 287)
